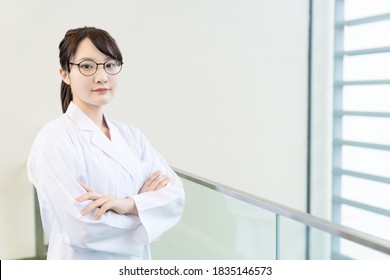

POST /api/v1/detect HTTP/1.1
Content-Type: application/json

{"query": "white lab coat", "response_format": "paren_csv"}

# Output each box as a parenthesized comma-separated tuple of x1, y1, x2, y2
(27, 102, 185, 260)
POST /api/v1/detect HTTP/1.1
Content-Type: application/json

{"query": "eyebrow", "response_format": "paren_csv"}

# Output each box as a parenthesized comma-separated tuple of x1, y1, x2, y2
(75, 56, 112, 62)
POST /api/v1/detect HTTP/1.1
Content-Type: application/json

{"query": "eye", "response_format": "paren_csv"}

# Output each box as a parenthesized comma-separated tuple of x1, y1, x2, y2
(105, 60, 120, 69)
(79, 61, 96, 71)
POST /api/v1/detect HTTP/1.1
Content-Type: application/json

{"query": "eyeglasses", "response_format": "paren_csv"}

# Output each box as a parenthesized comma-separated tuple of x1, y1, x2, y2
(69, 59, 123, 76)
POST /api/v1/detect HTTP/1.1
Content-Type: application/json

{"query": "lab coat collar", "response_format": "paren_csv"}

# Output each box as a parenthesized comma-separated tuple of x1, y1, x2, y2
(65, 102, 138, 178)
(65, 102, 99, 132)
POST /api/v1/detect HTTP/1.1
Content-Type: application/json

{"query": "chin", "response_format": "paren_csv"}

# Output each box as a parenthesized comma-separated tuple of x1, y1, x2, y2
(95, 95, 114, 106)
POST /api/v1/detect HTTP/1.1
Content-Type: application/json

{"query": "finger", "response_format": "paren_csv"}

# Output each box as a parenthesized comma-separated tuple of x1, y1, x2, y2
(76, 192, 103, 202)
(93, 201, 113, 220)
(152, 175, 170, 189)
(143, 175, 169, 192)
(79, 182, 95, 192)
(81, 197, 110, 216)
(142, 171, 161, 188)
(146, 175, 164, 190)
(154, 176, 170, 191)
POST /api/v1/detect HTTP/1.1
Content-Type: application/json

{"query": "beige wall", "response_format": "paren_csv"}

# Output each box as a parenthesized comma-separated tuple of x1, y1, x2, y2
(0, 0, 310, 259)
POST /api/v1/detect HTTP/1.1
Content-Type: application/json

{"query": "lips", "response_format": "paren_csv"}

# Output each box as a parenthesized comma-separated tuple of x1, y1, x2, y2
(93, 88, 110, 93)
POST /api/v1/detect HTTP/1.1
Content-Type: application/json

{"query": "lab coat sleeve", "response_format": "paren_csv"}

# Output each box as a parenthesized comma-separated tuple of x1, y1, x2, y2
(127, 127, 185, 244)
(27, 122, 142, 255)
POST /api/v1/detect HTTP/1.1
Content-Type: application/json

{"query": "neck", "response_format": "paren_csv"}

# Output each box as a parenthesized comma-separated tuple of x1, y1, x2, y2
(73, 101, 105, 128)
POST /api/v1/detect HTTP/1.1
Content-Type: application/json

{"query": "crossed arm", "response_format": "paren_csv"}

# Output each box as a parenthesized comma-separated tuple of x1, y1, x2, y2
(76, 171, 170, 220)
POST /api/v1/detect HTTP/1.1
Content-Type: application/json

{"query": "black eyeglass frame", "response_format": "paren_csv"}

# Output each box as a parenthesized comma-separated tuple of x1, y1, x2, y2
(68, 59, 123, 76)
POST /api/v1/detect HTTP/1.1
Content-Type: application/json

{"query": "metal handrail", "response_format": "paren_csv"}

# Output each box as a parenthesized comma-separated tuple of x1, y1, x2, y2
(173, 167, 390, 255)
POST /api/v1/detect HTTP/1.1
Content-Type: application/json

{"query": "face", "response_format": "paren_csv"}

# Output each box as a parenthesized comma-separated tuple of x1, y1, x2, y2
(60, 38, 119, 112)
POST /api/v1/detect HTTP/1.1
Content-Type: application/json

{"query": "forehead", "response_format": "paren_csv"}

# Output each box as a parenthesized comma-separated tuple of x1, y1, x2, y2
(73, 38, 110, 62)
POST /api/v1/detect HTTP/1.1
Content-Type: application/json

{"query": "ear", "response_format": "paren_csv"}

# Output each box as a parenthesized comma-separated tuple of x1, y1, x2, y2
(60, 68, 71, 85)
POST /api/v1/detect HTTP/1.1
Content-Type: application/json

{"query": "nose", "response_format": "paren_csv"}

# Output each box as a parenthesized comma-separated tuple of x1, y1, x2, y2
(94, 65, 108, 84)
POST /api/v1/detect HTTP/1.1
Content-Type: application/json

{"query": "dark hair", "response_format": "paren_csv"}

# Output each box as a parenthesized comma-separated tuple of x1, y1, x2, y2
(59, 27, 123, 113)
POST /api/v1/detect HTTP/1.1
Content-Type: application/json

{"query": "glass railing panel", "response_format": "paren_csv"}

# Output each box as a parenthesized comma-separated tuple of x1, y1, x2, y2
(151, 177, 276, 259)
(336, 237, 390, 260)
(309, 227, 332, 259)
(279, 217, 306, 259)
(310, 226, 390, 259)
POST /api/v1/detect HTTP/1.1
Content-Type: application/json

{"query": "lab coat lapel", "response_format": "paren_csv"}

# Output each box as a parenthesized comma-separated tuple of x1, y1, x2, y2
(90, 122, 138, 177)
(66, 103, 137, 177)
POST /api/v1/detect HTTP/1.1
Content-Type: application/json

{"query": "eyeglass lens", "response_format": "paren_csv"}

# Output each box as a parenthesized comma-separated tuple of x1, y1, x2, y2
(78, 59, 122, 76)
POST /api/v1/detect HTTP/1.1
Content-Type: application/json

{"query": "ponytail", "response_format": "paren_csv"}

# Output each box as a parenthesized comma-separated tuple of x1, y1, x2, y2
(60, 81, 72, 113)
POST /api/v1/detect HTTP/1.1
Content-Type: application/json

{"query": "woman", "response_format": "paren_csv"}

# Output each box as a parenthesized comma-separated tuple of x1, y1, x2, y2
(27, 27, 185, 260)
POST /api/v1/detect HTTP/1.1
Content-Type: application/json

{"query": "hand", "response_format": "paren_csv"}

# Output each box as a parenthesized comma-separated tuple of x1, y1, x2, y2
(139, 171, 170, 194)
(76, 183, 137, 220)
